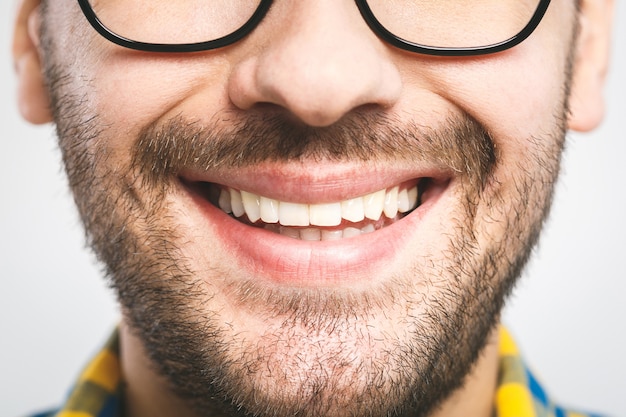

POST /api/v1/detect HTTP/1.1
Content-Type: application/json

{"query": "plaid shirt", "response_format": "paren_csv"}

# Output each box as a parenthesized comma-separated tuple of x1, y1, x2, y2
(32, 328, 603, 417)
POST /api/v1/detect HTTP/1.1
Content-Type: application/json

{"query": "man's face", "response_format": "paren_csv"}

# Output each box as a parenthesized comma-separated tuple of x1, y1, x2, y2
(14, 0, 610, 416)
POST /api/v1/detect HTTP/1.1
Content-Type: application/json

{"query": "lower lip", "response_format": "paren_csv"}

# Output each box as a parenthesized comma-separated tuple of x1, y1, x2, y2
(183, 182, 445, 286)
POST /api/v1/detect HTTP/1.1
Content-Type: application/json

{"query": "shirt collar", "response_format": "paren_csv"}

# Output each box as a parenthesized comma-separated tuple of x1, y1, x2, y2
(53, 331, 123, 417)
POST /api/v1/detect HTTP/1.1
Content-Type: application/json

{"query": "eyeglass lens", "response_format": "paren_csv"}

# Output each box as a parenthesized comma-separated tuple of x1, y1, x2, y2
(86, 0, 543, 49)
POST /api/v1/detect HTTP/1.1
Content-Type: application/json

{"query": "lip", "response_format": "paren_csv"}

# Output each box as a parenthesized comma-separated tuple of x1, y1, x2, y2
(179, 162, 452, 286)
(180, 161, 452, 203)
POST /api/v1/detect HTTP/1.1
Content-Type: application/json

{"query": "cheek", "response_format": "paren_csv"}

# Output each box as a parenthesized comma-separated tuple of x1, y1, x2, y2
(448, 48, 569, 145)
(85, 52, 235, 147)
(439, 1, 576, 150)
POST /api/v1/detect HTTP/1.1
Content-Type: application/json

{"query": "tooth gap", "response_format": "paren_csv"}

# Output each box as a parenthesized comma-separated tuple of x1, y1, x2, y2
(417, 178, 432, 206)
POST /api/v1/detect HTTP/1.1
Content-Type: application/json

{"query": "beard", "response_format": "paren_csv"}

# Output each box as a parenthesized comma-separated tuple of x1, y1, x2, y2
(40, 11, 575, 417)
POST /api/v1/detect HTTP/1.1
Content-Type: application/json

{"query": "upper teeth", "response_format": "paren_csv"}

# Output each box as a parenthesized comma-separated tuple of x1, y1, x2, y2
(218, 185, 418, 227)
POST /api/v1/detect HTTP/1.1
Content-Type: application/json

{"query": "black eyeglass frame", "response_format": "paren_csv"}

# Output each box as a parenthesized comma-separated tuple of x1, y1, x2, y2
(76, 0, 552, 56)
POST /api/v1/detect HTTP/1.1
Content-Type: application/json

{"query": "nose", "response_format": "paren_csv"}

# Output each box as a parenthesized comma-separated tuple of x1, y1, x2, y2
(228, 1, 402, 127)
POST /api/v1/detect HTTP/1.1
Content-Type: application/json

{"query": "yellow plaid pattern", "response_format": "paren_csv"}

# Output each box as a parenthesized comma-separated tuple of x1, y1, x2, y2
(32, 332, 123, 417)
(495, 328, 605, 417)
(31, 328, 603, 417)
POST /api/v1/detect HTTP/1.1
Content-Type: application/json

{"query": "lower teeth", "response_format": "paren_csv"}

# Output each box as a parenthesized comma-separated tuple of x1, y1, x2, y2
(260, 218, 391, 241)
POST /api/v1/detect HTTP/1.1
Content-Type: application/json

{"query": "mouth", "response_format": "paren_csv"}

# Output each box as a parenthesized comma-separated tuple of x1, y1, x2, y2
(178, 166, 451, 284)
(189, 179, 429, 241)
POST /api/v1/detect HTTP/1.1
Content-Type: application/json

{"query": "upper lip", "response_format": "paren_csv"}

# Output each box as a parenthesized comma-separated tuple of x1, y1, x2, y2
(178, 161, 453, 203)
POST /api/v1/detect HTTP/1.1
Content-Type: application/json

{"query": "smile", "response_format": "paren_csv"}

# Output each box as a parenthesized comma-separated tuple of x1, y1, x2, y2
(209, 182, 420, 241)
(179, 164, 451, 284)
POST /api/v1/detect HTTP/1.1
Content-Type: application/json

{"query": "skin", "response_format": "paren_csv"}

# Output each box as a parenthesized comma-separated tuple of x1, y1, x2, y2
(13, 1, 613, 417)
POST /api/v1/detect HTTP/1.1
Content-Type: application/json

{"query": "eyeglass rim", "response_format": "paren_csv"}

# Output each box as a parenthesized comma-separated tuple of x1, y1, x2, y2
(76, 0, 552, 56)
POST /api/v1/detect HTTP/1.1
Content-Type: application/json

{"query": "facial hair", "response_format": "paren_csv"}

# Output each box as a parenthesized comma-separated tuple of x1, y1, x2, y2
(39, 8, 576, 417)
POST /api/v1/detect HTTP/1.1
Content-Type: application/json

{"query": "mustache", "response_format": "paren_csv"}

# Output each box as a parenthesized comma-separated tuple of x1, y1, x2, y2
(131, 110, 497, 189)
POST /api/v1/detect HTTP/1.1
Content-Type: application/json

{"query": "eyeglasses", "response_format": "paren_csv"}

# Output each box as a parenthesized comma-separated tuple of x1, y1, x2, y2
(77, 0, 552, 56)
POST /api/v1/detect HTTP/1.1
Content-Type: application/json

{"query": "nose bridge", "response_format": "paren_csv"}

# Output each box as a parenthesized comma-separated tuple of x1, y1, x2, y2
(228, 0, 402, 127)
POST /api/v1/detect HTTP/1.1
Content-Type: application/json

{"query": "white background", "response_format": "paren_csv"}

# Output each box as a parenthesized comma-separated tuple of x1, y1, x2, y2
(1, 2, 624, 416)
